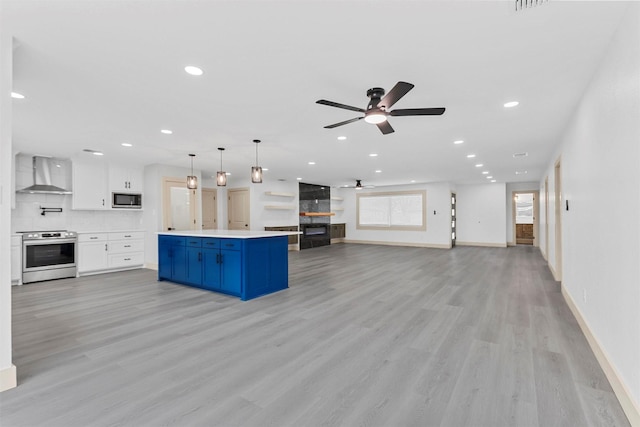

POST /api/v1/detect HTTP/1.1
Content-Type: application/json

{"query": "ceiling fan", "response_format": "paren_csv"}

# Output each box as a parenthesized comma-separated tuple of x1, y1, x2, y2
(344, 179, 374, 190)
(316, 81, 445, 135)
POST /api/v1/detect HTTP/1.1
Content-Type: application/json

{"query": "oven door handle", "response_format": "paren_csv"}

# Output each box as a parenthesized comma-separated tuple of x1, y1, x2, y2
(23, 239, 78, 246)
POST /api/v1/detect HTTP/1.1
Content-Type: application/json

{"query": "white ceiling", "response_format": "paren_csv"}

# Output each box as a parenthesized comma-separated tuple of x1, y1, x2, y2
(4, 1, 629, 188)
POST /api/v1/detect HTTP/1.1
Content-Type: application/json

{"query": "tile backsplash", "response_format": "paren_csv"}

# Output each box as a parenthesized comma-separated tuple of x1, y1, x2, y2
(12, 193, 143, 233)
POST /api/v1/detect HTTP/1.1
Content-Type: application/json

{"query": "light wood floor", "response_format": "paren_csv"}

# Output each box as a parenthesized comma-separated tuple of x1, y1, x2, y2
(0, 244, 629, 427)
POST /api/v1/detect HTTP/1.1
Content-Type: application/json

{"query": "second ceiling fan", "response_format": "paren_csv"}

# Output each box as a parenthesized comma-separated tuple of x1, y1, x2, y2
(316, 81, 445, 135)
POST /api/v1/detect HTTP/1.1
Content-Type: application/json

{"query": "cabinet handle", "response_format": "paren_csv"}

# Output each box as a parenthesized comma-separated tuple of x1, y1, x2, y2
(105, 244, 108, 251)
(124, 245, 131, 248)
(102, 199, 105, 206)
(198, 252, 202, 262)
(225, 243, 233, 247)
(216, 253, 220, 264)
(124, 235, 131, 238)
(90, 237, 98, 240)
(124, 258, 131, 261)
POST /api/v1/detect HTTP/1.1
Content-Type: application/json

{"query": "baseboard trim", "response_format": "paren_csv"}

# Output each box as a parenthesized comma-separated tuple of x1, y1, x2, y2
(0, 365, 17, 393)
(145, 262, 158, 271)
(562, 287, 639, 426)
(342, 239, 450, 249)
(330, 238, 345, 244)
(288, 244, 300, 251)
(455, 241, 507, 248)
(507, 241, 516, 247)
(548, 261, 560, 281)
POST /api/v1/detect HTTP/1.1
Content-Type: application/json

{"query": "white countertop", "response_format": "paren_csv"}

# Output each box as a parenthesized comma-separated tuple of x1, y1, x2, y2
(157, 230, 301, 239)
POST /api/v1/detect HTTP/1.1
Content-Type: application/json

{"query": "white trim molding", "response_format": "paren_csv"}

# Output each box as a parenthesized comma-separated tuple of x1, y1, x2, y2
(343, 239, 450, 249)
(0, 364, 16, 392)
(562, 287, 640, 426)
(455, 241, 507, 248)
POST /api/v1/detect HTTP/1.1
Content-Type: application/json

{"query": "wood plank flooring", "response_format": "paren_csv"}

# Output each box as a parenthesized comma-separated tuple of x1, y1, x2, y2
(0, 244, 629, 427)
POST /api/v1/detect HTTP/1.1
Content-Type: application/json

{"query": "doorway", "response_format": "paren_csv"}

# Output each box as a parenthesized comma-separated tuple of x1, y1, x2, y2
(201, 188, 218, 230)
(544, 177, 549, 259)
(512, 191, 539, 246)
(451, 192, 457, 248)
(554, 160, 562, 281)
(227, 188, 250, 230)
(162, 177, 198, 231)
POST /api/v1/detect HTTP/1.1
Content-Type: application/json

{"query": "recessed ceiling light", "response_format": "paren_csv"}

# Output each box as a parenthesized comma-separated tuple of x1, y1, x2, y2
(453, 140, 464, 145)
(486, 176, 493, 179)
(466, 154, 476, 158)
(504, 101, 519, 108)
(369, 153, 378, 157)
(297, 177, 303, 181)
(121, 143, 132, 147)
(337, 136, 347, 140)
(93, 152, 104, 156)
(161, 129, 173, 134)
(262, 168, 269, 171)
(410, 180, 416, 183)
(342, 184, 349, 187)
(482, 171, 489, 175)
(11, 92, 25, 99)
(475, 164, 483, 168)
(184, 66, 204, 76)
(308, 161, 315, 165)
(225, 172, 231, 176)
(55, 164, 61, 168)
(515, 170, 528, 175)
(375, 170, 382, 173)
(491, 180, 497, 183)
(513, 152, 528, 158)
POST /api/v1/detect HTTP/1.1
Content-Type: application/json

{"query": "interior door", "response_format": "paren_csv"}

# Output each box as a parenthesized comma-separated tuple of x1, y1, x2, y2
(202, 188, 218, 229)
(228, 188, 250, 230)
(162, 177, 198, 231)
(451, 193, 456, 248)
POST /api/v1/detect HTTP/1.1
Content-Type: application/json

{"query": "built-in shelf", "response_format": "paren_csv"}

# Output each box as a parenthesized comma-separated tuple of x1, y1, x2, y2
(265, 191, 295, 197)
(330, 196, 344, 201)
(265, 205, 296, 210)
(299, 212, 335, 217)
(331, 207, 344, 211)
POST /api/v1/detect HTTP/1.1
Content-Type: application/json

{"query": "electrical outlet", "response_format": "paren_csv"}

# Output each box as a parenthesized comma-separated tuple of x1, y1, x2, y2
(583, 289, 587, 303)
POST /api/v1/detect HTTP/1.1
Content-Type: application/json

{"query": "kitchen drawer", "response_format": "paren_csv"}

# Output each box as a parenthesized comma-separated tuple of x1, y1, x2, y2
(108, 252, 144, 269)
(202, 238, 220, 249)
(159, 235, 185, 247)
(219, 239, 242, 251)
(109, 240, 144, 254)
(109, 231, 144, 241)
(79, 233, 108, 243)
(186, 238, 202, 247)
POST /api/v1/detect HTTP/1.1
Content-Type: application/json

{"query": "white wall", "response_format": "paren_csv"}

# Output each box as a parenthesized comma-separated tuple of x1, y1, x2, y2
(456, 183, 507, 246)
(250, 179, 299, 231)
(342, 182, 453, 248)
(0, 20, 16, 391)
(506, 181, 539, 244)
(539, 3, 640, 415)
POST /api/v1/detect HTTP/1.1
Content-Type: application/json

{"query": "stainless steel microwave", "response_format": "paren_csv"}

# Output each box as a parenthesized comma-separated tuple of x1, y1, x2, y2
(112, 192, 142, 209)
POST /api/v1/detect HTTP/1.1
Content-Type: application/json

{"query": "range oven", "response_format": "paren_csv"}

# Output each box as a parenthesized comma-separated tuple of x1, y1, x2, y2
(20, 231, 77, 284)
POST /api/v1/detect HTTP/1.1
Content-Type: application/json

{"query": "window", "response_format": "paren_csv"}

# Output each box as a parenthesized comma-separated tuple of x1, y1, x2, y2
(356, 190, 426, 231)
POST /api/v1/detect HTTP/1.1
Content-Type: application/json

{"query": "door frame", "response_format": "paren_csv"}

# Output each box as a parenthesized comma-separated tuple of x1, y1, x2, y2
(162, 176, 198, 231)
(554, 158, 562, 281)
(450, 192, 457, 248)
(511, 190, 539, 247)
(544, 177, 549, 260)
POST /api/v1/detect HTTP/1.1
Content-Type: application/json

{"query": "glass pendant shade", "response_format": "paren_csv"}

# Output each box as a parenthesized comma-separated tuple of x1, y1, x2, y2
(217, 147, 226, 187)
(216, 171, 227, 186)
(251, 139, 262, 184)
(251, 166, 263, 183)
(186, 154, 198, 189)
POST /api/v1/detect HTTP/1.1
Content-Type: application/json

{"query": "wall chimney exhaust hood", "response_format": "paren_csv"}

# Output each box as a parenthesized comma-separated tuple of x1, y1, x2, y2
(17, 156, 72, 195)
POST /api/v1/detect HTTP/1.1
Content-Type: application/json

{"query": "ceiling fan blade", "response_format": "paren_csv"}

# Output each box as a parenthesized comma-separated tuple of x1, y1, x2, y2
(389, 107, 446, 116)
(316, 99, 365, 113)
(376, 120, 395, 135)
(378, 81, 414, 110)
(324, 116, 364, 129)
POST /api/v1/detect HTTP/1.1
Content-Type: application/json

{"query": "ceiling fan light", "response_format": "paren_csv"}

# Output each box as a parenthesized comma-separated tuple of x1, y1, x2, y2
(364, 113, 387, 124)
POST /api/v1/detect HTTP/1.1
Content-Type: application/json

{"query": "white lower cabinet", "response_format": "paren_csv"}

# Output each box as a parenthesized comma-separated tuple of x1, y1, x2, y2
(11, 235, 22, 285)
(78, 231, 145, 275)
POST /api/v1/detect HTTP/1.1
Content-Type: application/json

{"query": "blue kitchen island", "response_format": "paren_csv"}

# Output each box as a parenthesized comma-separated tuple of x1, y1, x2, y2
(157, 230, 300, 301)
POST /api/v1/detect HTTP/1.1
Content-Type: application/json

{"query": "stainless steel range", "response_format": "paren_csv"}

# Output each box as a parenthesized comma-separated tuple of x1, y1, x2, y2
(20, 230, 77, 284)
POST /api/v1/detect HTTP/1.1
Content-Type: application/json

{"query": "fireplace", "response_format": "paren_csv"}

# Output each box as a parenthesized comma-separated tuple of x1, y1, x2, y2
(300, 224, 330, 249)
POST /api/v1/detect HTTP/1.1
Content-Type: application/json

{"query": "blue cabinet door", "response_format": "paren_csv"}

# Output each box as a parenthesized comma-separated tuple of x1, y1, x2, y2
(171, 245, 187, 282)
(220, 249, 242, 295)
(185, 247, 203, 286)
(202, 248, 221, 290)
(158, 242, 172, 279)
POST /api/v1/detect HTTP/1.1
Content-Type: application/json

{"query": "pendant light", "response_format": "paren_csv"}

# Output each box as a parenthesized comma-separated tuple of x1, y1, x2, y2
(186, 154, 198, 189)
(251, 139, 262, 183)
(216, 147, 227, 187)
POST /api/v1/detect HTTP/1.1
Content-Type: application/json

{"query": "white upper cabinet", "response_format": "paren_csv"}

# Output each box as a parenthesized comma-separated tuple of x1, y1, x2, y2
(72, 158, 108, 210)
(109, 165, 143, 193)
